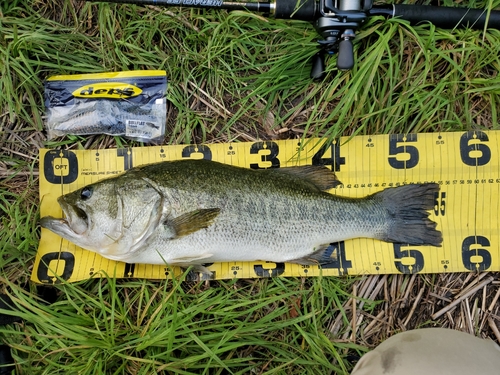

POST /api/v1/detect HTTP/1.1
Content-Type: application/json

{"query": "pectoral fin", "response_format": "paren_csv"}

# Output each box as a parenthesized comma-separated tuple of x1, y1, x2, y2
(164, 208, 220, 238)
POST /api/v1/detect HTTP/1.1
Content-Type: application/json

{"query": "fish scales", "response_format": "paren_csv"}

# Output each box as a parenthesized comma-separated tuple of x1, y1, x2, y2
(40, 159, 442, 273)
(136, 162, 386, 263)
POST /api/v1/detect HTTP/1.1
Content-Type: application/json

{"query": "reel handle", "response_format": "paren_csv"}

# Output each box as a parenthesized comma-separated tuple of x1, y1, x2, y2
(337, 32, 355, 70)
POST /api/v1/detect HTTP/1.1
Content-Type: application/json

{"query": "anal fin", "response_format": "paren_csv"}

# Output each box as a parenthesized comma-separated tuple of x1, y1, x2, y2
(287, 244, 336, 265)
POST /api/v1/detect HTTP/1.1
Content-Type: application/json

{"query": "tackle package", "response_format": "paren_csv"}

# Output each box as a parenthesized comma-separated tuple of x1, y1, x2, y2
(44, 70, 167, 142)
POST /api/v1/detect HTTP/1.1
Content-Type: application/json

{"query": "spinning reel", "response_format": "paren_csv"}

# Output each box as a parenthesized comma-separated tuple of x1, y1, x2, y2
(312, 0, 372, 76)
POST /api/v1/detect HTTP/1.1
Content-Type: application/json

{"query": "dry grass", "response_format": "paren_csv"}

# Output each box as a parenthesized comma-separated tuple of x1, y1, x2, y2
(330, 273, 500, 347)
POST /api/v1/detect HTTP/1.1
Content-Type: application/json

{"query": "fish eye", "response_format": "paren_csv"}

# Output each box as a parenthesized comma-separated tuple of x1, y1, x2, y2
(80, 186, 93, 200)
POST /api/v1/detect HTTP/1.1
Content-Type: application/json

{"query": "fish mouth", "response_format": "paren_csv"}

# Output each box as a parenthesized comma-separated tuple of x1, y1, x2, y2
(55, 196, 89, 236)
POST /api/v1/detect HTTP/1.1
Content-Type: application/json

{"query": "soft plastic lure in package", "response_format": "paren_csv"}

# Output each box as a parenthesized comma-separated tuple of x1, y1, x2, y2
(44, 70, 167, 143)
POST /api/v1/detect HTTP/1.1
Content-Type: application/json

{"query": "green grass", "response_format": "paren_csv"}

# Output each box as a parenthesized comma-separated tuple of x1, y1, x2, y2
(0, 275, 363, 374)
(2, 0, 499, 145)
(1, 0, 500, 373)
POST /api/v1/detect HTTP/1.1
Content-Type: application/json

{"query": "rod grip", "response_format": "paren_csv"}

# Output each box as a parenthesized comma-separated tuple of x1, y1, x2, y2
(393, 5, 500, 29)
(273, 0, 317, 20)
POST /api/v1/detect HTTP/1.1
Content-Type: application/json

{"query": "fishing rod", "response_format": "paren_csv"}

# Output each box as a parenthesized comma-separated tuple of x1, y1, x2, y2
(89, 0, 500, 79)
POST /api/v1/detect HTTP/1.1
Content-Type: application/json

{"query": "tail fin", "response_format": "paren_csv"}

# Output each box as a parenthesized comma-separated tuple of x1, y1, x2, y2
(378, 183, 442, 246)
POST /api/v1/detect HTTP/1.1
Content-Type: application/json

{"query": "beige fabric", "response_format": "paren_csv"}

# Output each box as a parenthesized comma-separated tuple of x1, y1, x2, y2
(351, 328, 500, 375)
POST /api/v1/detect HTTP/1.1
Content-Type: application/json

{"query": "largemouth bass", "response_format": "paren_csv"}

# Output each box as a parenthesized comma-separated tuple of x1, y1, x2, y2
(40, 159, 442, 273)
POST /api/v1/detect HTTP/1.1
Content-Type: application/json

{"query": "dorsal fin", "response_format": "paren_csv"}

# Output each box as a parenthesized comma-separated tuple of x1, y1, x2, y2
(269, 165, 341, 191)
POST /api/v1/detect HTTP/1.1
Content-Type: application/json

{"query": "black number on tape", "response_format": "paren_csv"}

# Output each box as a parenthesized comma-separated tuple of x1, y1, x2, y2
(36, 251, 75, 283)
(460, 131, 491, 166)
(434, 192, 446, 216)
(254, 262, 285, 277)
(393, 244, 424, 274)
(388, 134, 419, 169)
(182, 145, 212, 160)
(250, 141, 280, 169)
(461, 236, 492, 271)
(117, 148, 133, 170)
(312, 140, 345, 172)
(319, 242, 352, 275)
(43, 150, 78, 184)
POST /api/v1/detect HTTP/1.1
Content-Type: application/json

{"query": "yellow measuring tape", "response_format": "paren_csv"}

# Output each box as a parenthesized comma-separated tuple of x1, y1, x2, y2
(33, 130, 498, 283)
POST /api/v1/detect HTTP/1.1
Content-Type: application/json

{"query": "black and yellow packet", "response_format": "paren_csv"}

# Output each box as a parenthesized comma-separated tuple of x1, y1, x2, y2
(44, 70, 167, 143)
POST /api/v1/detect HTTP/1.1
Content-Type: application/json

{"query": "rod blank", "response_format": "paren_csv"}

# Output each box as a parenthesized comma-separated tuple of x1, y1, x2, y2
(371, 5, 500, 30)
